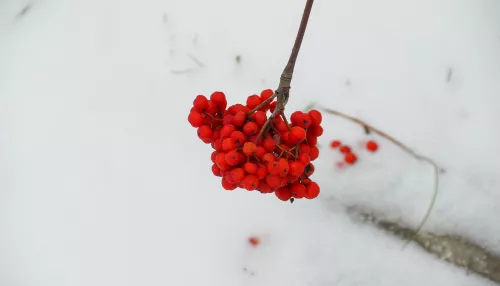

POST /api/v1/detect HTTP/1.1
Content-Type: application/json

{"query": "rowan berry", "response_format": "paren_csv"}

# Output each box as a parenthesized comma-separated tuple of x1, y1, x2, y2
(344, 153, 357, 164)
(193, 95, 208, 112)
(225, 150, 244, 166)
(258, 180, 273, 193)
(266, 175, 282, 189)
(299, 144, 311, 154)
(255, 164, 268, 180)
(197, 125, 213, 141)
(296, 113, 312, 129)
(210, 91, 227, 111)
(230, 131, 246, 147)
(228, 104, 247, 115)
(262, 138, 276, 152)
(275, 187, 292, 201)
(206, 100, 219, 115)
(232, 111, 246, 127)
(330, 140, 341, 148)
(290, 111, 302, 126)
(366, 140, 379, 152)
(212, 139, 223, 152)
(309, 146, 320, 161)
(229, 168, 245, 182)
(289, 126, 306, 144)
(246, 95, 261, 110)
(277, 158, 289, 177)
(260, 89, 274, 102)
(267, 159, 280, 176)
(298, 153, 311, 166)
(261, 153, 275, 164)
(285, 175, 299, 185)
(212, 164, 222, 177)
(222, 138, 237, 152)
(243, 162, 258, 174)
(304, 182, 320, 199)
(306, 134, 318, 146)
(290, 183, 306, 198)
(255, 146, 266, 158)
(211, 151, 218, 163)
(215, 152, 230, 170)
(308, 125, 323, 137)
(308, 109, 322, 126)
(243, 122, 259, 136)
(221, 177, 237, 191)
(243, 142, 257, 156)
(339, 145, 351, 154)
(188, 111, 204, 127)
(242, 175, 259, 191)
(289, 161, 305, 177)
(223, 114, 234, 125)
(220, 124, 236, 139)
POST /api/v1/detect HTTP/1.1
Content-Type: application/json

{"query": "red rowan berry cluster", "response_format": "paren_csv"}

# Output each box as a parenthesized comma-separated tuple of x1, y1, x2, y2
(188, 89, 323, 202)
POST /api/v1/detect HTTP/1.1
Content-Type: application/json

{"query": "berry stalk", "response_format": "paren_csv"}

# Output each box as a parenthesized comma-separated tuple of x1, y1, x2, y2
(257, 0, 315, 141)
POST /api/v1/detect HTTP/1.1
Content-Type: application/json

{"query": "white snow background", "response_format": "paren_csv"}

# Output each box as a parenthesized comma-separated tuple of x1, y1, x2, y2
(1, 0, 500, 285)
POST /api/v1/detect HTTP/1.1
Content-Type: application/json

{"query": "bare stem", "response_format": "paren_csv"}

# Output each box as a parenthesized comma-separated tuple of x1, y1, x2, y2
(283, 0, 314, 78)
(255, 0, 314, 142)
(275, 0, 314, 109)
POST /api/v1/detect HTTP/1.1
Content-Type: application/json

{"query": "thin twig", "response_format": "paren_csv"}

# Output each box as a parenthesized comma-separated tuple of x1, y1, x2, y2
(275, 0, 315, 108)
(247, 93, 277, 116)
(316, 105, 439, 247)
(255, 0, 314, 141)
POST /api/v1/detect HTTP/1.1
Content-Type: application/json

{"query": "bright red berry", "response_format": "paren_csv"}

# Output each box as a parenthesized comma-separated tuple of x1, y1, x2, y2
(246, 95, 261, 109)
(308, 109, 322, 126)
(344, 152, 357, 164)
(197, 125, 213, 141)
(304, 182, 320, 199)
(225, 150, 244, 166)
(243, 122, 259, 136)
(221, 177, 237, 190)
(242, 175, 259, 191)
(309, 146, 319, 161)
(244, 162, 258, 174)
(210, 91, 227, 111)
(366, 140, 379, 152)
(339, 145, 351, 154)
(243, 142, 258, 156)
(289, 161, 305, 177)
(275, 187, 292, 201)
(193, 95, 208, 112)
(330, 140, 341, 148)
(188, 111, 204, 127)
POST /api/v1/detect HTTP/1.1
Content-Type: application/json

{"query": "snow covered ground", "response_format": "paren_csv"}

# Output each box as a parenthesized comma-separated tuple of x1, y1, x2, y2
(1, 0, 500, 285)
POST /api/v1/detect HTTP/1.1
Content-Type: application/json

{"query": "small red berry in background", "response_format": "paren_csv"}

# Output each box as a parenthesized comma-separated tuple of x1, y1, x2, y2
(339, 145, 351, 154)
(248, 236, 260, 247)
(344, 152, 357, 164)
(330, 140, 341, 149)
(366, 140, 379, 152)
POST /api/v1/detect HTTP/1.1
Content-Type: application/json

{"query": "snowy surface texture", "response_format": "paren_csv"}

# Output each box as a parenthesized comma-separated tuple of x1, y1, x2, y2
(1, 0, 500, 285)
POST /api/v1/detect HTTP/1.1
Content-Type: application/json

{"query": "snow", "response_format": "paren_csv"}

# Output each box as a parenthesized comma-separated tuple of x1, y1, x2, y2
(1, 0, 499, 285)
